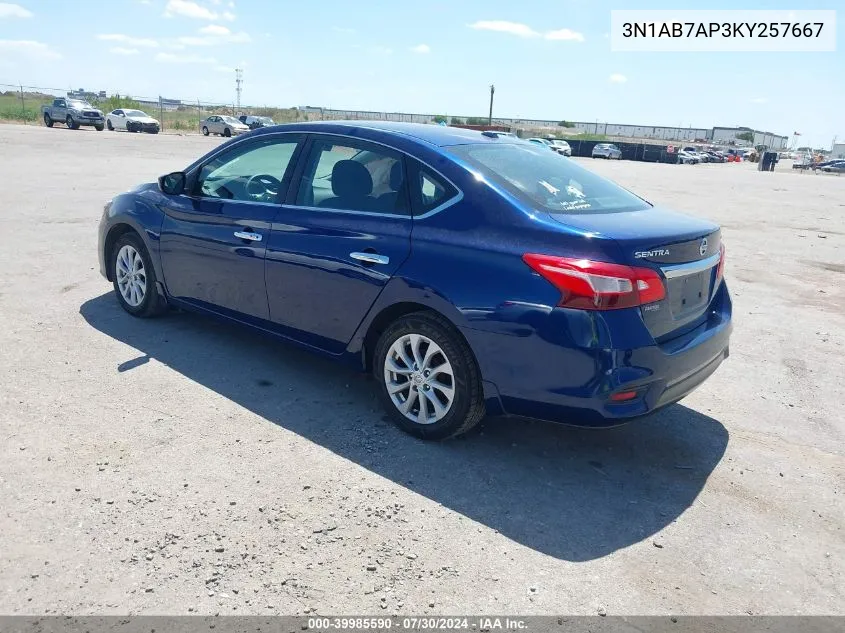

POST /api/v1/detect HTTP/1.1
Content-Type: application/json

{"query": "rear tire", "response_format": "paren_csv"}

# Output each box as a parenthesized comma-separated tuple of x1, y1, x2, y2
(44, 113, 53, 127)
(107, 120, 113, 130)
(94, 124, 104, 131)
(202, 126, 209, 136)
(223, 127, 232, 137)
(374, 311, 485, 440)
(110, 233, 166, 318)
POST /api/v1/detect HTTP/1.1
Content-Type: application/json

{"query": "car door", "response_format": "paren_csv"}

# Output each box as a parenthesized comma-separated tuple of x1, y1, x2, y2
(264, 134, 412, 353)
(112, 109, 125, 129)
(158, 133, 304, 321)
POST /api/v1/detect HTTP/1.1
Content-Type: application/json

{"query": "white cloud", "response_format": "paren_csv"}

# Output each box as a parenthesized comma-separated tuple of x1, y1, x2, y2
(222, 10, 235, 20)
(110, 47, 140, 55)
(751, 97, 768, 104)
(0, 39, 60, 60)
(155, 52, 217, 63)
(468, 20, 539, 38)
(163, 0, 220, 20)
(227, 0, 234, 7)
(97, 33, 159, 48)
(544, 28, 584, 42)
(199, 24, 230, 35)
(214, 64, 233, 73)
(209, 0, 221, 4)
(0, 3, 32, 18)
(609, 73, 627, 83)
(410, 43, 430, 54)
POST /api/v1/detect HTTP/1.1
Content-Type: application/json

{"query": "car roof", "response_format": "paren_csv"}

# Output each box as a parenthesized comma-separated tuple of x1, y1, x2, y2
(249, 120, 522, 148)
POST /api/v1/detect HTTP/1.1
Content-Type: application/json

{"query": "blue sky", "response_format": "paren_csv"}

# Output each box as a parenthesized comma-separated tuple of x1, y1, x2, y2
(0, 0, 842, 148)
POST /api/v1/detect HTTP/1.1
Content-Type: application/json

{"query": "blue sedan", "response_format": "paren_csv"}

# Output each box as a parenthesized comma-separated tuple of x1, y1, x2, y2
(98, 122, 731, 440)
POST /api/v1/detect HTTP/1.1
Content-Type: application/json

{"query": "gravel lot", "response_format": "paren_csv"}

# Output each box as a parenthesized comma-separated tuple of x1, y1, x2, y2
(0, 123, 843, 615)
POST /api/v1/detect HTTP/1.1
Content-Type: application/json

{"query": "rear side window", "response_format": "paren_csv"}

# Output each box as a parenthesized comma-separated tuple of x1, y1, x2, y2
(448, 143, 649, 215)
(294, 138, 409, 215)
(409, 165, 458, 215)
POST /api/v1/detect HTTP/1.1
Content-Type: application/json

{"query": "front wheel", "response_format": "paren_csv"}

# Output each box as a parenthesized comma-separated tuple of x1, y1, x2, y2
(202, 126, 209, 136)
(374, 311, 485, 440)
(94, 124, 104, 131)
(223, 127, 232, 137)
(44, 113, 53, 127)
(66, 115, 78, 130)
(110, 233, 166, 318)
(107, 119, 113, 130)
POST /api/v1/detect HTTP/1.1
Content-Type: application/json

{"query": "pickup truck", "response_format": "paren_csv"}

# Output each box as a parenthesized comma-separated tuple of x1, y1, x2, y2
(42, 98, 105, 131)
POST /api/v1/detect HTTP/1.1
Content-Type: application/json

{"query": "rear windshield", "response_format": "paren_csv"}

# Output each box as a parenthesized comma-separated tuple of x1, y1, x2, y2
(448, 143, 650, 214)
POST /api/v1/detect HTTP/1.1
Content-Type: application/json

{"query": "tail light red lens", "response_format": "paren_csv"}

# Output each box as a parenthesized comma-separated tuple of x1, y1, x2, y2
(715, 242, 726, 284)
(522, 254, 666, 310)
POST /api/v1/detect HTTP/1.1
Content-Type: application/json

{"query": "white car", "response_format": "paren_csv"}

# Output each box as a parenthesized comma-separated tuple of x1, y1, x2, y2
(548, 139, 572, 156)
(106, 109, 160, 134)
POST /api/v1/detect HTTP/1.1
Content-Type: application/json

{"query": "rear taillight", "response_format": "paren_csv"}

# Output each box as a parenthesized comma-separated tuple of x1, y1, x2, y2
(522, 254, 666, 310)
(715, 242, 726, 284)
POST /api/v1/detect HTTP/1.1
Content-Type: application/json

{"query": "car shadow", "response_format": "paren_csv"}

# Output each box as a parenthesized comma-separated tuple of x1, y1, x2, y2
(80, 293, 729, 562)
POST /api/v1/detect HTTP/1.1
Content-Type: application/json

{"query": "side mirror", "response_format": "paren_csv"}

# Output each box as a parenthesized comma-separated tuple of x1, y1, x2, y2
(159, 171, 186, 196)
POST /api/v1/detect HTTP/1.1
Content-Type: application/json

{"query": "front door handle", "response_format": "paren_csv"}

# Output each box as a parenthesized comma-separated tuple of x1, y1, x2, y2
(234, 231, 262, 242)
(350, 252, 389, 265)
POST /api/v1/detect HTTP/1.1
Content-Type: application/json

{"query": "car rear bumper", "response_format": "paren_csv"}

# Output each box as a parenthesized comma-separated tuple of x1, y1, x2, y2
(462, 281, 732, 426)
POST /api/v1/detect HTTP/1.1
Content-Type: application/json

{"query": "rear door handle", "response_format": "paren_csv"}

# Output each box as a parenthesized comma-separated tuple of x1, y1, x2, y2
(234, 231, 262, 242)
(350, 252, 389, 265)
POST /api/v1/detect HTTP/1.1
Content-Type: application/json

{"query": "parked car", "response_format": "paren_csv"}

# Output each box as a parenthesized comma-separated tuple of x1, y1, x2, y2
(526, 137, 555, 149)
(591, 143, 622, 159)
(200, 115, 250, 137)
(41, 97, 104, 131)
(677, 150, 699, 165)
(238, 115, 276, 130)
(98, 122, 731, 440)
(704, 151, 726, 163)
(819, 160, 845, 173)
(106, 109, 160, 134)
(547, 139, 572, 156)
(682, 147, 709, 163)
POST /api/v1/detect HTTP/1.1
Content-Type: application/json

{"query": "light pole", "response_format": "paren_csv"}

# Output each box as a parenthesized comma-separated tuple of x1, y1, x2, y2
(488, 84, 494, 125)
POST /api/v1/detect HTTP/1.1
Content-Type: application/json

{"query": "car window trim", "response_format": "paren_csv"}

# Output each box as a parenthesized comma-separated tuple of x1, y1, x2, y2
(184, 132, 306, 206)
(283, 132, 462, 219)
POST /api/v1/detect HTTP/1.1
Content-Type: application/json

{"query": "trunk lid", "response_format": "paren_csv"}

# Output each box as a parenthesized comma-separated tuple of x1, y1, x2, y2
(548, 206, 722, 341)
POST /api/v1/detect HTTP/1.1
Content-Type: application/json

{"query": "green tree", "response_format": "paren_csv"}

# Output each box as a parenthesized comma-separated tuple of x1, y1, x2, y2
(465, 116, 487, 125)
(432, 114, 447, 124)
(736, 131, 754, 142)
(558, 120, 575, 128)
(99, 94, 143, 111)
(450, 117, 464, 125)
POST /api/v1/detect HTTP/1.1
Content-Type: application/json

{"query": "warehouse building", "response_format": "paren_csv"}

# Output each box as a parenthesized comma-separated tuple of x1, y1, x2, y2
(830, 143, 845, 159)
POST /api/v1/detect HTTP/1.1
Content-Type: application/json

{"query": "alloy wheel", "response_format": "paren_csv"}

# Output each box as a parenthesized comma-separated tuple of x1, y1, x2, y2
(115, 244, 147, 307)
(383, 333, 455, 425)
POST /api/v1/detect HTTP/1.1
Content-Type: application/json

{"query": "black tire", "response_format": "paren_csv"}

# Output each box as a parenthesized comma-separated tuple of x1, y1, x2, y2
(110, 232, 167, 318)
(107, 119, 113, 130)
(202, 126, 209, 136)
(44, 113, 53, 127)
(126, 121, 135, 133)
(94, 124, 104, 132)
(66, 115, 78, 130)
(223, 127, 232, 137)
(374, 311, 485, 440)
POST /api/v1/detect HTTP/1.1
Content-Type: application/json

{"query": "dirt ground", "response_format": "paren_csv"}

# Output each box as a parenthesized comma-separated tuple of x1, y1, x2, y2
(0, 124, 842, 615)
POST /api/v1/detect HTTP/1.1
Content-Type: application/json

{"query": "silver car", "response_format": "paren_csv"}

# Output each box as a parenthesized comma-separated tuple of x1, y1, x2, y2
(200, 115, 250, 137)
(591, 143, 622, 159)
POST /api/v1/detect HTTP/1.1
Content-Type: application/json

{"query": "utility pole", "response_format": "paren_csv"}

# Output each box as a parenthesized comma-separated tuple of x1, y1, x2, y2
(488, 84, 495, 125)
(19, 83, 25, 118)
(235, 67, 243, 112)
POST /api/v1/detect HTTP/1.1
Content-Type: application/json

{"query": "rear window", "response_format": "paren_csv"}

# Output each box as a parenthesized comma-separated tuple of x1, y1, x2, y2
(448, 143, 650, 214)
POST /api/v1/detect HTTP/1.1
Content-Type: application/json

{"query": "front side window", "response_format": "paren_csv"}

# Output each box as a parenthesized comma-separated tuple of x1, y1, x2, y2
(448, 143, 649, 215)
(196, 137, 300, 203)
(295, 138, 408, 214)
